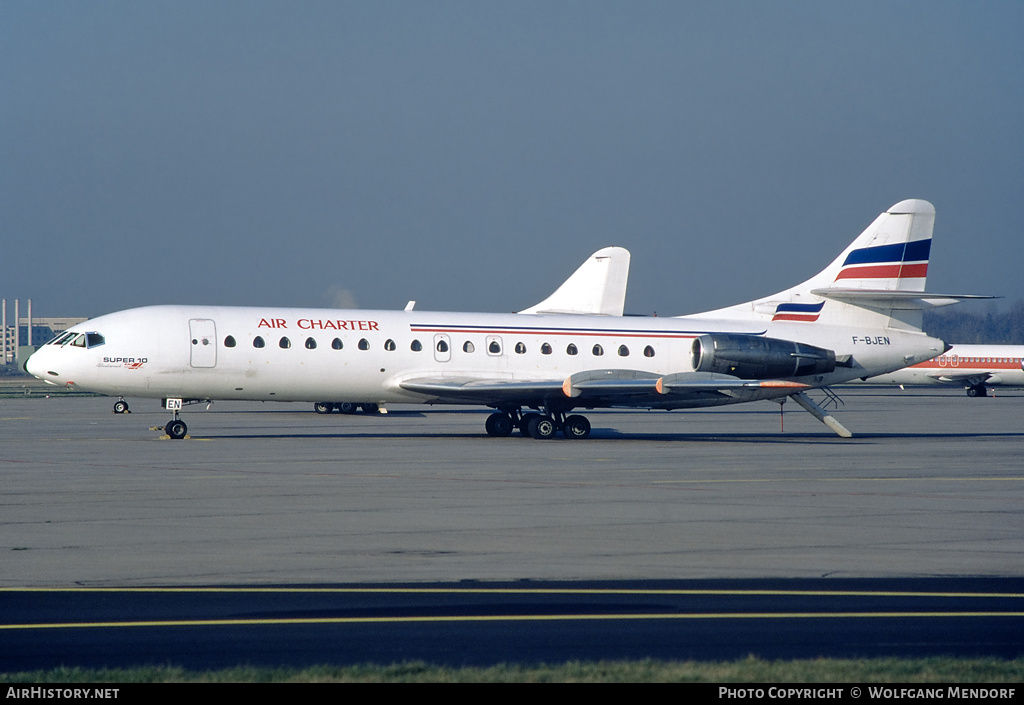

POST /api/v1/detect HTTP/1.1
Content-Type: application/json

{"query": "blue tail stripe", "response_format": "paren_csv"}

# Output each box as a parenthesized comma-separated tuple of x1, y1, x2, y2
(843, 239, 931, 266)
(775, 302, 826, 314)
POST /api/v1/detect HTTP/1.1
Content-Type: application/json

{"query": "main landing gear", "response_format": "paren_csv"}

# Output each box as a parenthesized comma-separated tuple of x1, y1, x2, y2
(484, 409, 592, 440)
(313, 402, 381, 414)
(966, 384, 989, 397)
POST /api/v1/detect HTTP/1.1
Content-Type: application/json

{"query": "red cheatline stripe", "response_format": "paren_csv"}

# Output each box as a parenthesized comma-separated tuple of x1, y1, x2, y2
(899, 263, 928, 278)
(835, 263, 928, 281)
(410, 328, 698, 339)
(772, 314, 820, 322)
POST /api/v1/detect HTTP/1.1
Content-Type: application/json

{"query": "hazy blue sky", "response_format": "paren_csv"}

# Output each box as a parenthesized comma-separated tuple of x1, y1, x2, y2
(3, 1, 1022, 320)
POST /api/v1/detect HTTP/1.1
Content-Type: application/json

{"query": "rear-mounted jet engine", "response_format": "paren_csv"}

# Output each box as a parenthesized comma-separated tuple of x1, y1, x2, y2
(691, 333, 837, 379)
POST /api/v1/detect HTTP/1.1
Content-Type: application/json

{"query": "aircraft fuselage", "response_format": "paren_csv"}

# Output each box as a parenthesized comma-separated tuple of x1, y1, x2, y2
(29, 304, 942, 408)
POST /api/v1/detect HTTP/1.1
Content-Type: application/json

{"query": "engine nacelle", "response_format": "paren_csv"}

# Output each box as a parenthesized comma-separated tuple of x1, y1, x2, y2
(691, 334, 836, 379)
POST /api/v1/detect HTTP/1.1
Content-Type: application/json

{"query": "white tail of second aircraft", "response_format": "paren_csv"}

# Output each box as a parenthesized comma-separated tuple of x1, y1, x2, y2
(691, 199, 960, 331)
(518, 246, 630, 316)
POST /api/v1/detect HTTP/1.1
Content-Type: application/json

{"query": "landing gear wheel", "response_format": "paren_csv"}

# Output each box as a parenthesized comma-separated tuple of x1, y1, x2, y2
(562, 414, 591, 439)
(165, 419, 188, 439)
(336, 402, 358, 414)
(527, 414, 557, 440)
(518, 412, 540, 436)
(967, 385, 988, 397)
(113, 399, 130, 414)
(360, 403, 379, 414)
(485, 412, 515, 437)
(314, 402, 334, 414)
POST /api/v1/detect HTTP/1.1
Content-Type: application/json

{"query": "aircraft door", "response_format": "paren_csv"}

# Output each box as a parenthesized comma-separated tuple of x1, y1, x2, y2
(189, 319, 217, 368)
(433, 333, 451, 362)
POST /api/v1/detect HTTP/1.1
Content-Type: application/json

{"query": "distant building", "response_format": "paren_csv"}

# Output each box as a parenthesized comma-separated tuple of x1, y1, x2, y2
(2, 298, 88, 366)
(26, 317, 90, 344)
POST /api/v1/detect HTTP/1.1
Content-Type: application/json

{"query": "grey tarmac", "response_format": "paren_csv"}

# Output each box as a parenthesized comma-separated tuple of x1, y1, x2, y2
(2, 387, 1022, 587)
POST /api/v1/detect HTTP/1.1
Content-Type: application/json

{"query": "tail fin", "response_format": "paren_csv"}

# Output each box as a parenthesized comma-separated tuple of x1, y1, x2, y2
(519, 246, 630, 316)
(802, 198, 934, 298)
(693, 199, 959, 330)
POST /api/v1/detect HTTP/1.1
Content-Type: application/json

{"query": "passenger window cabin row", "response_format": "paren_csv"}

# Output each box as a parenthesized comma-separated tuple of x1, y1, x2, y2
(935, 355, 1022, 364)
(223, 335, 657, 358)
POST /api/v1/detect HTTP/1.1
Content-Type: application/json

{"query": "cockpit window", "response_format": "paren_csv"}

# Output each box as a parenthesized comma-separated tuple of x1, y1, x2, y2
(50, 331, 77, 346)
(85, 332, 105, 348)
(70, 334, 86, 347)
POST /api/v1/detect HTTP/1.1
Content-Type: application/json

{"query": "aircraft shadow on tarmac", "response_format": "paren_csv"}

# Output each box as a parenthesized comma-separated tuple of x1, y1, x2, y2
(154, 401, 1024, 442)
(181, 428, 1024, 443)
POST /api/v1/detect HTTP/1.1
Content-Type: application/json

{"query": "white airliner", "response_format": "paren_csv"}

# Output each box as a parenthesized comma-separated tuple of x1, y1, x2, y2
(863, 344, 1024, 396)
(26, 199, 985, 440)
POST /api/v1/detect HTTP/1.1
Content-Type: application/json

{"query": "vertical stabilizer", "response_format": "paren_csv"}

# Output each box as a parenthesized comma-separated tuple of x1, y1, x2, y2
(519, 246, 631, 316)
(691, 200, 937, 330)
(800, 199, 934, 295)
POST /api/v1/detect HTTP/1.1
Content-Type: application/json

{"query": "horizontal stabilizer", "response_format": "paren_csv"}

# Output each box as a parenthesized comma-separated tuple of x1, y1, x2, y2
(811, 288, 997, 310)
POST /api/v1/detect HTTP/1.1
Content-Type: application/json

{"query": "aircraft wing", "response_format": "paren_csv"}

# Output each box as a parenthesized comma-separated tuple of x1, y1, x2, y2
(656, 372, 810, 393)
(564, 369, 807, 394)
(923, 371, 993, 386)
(399, 377, 567, 405)
(401, 369, 809, 407)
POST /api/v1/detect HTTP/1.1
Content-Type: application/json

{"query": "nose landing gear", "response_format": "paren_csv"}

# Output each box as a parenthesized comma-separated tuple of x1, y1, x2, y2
(161, 398, 188, 439)
(164, 417, 188, 439)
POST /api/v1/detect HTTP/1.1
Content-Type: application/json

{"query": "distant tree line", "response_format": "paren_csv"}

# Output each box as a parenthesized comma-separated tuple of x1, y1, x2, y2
(922, 299, 1024, 344)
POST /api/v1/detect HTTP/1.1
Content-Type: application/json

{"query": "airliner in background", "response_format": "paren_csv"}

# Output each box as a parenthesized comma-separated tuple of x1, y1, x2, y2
(26, 199, 987, 440)
(863, 344, 1024, 396)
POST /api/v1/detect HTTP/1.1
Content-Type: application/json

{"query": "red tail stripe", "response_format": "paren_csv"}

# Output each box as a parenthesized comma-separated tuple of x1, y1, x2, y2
(835, 263, 928, 281)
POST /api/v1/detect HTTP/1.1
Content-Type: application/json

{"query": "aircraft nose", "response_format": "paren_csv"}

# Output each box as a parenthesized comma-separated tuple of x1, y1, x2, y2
(23, 348, 50, 380)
